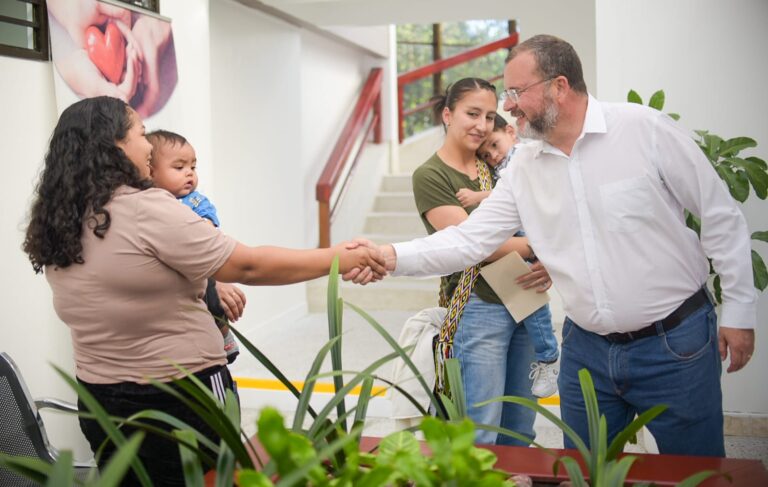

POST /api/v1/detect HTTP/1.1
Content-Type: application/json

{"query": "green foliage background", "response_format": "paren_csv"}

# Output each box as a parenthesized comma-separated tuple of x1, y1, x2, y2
(397, 20, 511, 139)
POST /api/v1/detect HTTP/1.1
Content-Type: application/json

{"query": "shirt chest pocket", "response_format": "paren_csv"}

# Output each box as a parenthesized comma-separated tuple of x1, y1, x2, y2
(599, 177, 653, 233)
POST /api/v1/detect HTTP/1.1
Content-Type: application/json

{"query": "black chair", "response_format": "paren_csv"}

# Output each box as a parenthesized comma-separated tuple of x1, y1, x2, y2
(0, 352, 96, 485)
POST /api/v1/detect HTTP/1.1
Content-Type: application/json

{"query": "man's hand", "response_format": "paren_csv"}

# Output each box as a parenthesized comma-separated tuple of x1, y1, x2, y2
(515, 261, 552, 293)
(341, 239, 396, 284)
(719, 327, 755, 373)
(215, 282, 247, 322)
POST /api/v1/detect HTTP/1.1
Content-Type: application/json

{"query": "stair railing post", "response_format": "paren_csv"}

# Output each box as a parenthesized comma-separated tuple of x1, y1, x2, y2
(318, 200, 330, 248)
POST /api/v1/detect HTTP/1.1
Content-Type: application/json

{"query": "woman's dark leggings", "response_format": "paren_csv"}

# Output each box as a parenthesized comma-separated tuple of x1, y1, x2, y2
(77, 365, 237, 486)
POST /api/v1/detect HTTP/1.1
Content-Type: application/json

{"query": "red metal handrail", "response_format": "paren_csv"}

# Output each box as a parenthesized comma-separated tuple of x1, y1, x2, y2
(397, 32, 519, 141)
(316, 67, 383, 248)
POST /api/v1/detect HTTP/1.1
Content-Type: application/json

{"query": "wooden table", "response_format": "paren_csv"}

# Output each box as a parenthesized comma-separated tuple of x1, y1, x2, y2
(205, 435, 768, 486)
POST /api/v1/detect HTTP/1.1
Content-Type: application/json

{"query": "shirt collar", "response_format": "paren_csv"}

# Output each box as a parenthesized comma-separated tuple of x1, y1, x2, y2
(538, 93, 606, 157)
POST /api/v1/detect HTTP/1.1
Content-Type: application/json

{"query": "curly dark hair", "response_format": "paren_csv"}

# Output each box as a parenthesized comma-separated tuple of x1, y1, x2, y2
(23, 96, 152, 273)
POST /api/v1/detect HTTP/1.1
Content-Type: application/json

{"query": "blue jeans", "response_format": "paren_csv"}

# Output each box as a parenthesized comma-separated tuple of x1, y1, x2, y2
(523, 303, 559, 363)
(559, 300, 724, 456)
(454, 294, 536, 446)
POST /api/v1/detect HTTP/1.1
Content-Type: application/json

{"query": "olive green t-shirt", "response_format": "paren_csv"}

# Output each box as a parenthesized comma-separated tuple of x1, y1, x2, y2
(412, 153, 501, 304)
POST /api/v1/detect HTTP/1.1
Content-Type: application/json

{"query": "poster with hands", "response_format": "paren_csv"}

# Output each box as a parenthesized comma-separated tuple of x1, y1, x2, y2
(47, 0, 177, 120)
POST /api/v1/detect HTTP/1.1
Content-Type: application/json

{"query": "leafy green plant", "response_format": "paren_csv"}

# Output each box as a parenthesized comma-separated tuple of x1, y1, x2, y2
(0, 259, 724, 486)
(628, 89, 768, 300)
(480, 368, 719, 487)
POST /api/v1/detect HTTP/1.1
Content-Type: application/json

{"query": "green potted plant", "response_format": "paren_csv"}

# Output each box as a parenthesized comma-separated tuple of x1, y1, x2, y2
(0, 259, 727, 486)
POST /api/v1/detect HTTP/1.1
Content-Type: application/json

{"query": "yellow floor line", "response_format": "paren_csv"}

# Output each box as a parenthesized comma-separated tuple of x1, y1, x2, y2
(234, 377, 561, 406)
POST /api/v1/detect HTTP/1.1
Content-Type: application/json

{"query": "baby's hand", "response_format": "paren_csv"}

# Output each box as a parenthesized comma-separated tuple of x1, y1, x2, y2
(456, 188, 486, 208)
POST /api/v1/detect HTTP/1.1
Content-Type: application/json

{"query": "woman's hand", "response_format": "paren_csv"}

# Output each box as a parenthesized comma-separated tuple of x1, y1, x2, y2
(215, 282, 247, 322)
(516, 261, 553, 293)
(334, 240, 387, 285)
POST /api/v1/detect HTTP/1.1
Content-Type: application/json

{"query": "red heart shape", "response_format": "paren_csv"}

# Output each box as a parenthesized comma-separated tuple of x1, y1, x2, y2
(85, 22, 126, 84)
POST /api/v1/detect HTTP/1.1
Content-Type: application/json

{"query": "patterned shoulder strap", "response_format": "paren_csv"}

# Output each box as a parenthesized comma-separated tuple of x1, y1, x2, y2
(434, 159, 493, 396)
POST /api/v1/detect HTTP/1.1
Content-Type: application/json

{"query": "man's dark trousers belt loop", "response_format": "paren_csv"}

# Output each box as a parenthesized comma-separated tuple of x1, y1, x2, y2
(603, 288, 710, 344)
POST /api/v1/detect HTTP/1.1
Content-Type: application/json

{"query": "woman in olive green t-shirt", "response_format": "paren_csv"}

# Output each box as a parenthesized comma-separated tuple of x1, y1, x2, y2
(412, 78, 552, 446)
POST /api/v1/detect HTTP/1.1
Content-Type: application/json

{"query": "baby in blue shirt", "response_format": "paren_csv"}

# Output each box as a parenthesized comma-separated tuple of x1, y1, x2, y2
(146, 130, 244, 363)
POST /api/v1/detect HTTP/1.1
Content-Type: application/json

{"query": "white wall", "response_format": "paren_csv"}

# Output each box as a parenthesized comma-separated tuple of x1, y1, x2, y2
(0, 56, 91, 457)
(268, 0, 598, 94)
(210, 0, 308, 329)
(209, 0, 386, 331)
(595, 0, 768, 416)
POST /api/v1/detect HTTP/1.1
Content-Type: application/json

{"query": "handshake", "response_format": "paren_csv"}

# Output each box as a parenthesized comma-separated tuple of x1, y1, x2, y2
(332, 239, 397, 285)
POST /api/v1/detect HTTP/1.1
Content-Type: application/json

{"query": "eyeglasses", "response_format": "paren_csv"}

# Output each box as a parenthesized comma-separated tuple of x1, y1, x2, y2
(500, 77, 556, 104)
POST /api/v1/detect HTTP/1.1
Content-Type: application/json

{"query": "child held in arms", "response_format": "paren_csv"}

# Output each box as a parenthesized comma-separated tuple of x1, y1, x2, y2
(146, 130, 244, 363)
(458, 114, 561, 398)
(455, 113, 518, 207)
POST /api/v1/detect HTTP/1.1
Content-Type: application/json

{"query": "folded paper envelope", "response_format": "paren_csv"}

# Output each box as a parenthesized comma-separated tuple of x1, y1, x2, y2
(480, 251, 550, 322)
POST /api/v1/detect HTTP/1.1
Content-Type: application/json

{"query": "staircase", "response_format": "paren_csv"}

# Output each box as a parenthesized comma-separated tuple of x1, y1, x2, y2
(306, 172, 442, 312)
(307, 129, 445, 312)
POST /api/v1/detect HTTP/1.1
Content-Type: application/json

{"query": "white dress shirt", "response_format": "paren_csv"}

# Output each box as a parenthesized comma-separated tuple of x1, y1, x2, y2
(393, 95, 756, 334)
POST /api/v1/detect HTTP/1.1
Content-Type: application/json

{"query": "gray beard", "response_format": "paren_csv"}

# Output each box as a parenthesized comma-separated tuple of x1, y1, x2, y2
(519, 99, 559, 141)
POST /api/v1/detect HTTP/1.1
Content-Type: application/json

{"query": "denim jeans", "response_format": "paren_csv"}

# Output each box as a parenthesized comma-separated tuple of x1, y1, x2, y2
(454, 294, 537, 446)
(523, 303, 559, 363)
(78, 365, 238, 486)
(559, 300, 725, 456)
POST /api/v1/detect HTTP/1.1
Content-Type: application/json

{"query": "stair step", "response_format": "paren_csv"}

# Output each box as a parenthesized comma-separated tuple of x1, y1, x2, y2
(307, 276, 441, 312)
(364, 212, 424, 235)
(380, 174, 413, 192)
(374, 192, 417, 212)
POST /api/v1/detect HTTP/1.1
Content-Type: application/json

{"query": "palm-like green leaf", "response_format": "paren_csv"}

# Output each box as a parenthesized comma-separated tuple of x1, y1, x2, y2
(345, 301, 445, 418)
(227, 323, 318, 419)
(627, 90, 642, 104)
(291, 335, 341, 432)
(555, 456, 588, 487)
(327, 257, 348, 434)
(145, 375, 252, 469)
(438, 392, 461, 420)
(753, 231, 768, 242)
(476, 396, 590, 459)
(0, 454, 53, 484)
(45, 451, 73, 487)
(174, 430, 204, 487)
(444, 358, 467, 418)
(578, 369, 601, 479)
(214, 441, 236, 487)
(603, 455, 637, 487)
(93, 433, 145, 487)
(668, 113, 681, 121)
(306, 350, 403, 438)
(676, 470, 722, 487)
(52, 366, 152, 486)
(606, 404, 667, 460)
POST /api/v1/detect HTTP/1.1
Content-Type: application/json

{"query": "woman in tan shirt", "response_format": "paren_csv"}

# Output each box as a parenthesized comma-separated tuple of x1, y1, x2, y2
(23, 96, 384, 485)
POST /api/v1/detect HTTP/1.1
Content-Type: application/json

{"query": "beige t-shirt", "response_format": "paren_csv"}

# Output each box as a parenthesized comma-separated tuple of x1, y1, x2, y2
(45, 187, 237, 384)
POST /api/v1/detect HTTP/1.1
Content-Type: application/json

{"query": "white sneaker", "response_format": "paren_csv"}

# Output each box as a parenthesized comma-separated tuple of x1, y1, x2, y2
(529, 360, 559, 398)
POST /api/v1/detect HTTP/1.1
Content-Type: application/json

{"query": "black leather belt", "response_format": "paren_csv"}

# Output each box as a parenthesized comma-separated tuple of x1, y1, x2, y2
(603, 288, 710, 344)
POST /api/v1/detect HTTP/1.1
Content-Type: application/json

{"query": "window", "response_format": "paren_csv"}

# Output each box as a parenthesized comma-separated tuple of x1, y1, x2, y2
(0, 0, 49, 61)
(110, 0, 160, 13)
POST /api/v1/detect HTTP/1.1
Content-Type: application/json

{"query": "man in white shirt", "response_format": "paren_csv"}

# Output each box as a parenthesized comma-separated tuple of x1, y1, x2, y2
(352, 35, 756, 456)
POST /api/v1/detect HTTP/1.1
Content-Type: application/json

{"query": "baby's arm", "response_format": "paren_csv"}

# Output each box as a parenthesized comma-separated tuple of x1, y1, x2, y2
(455, 189, 491, 208)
